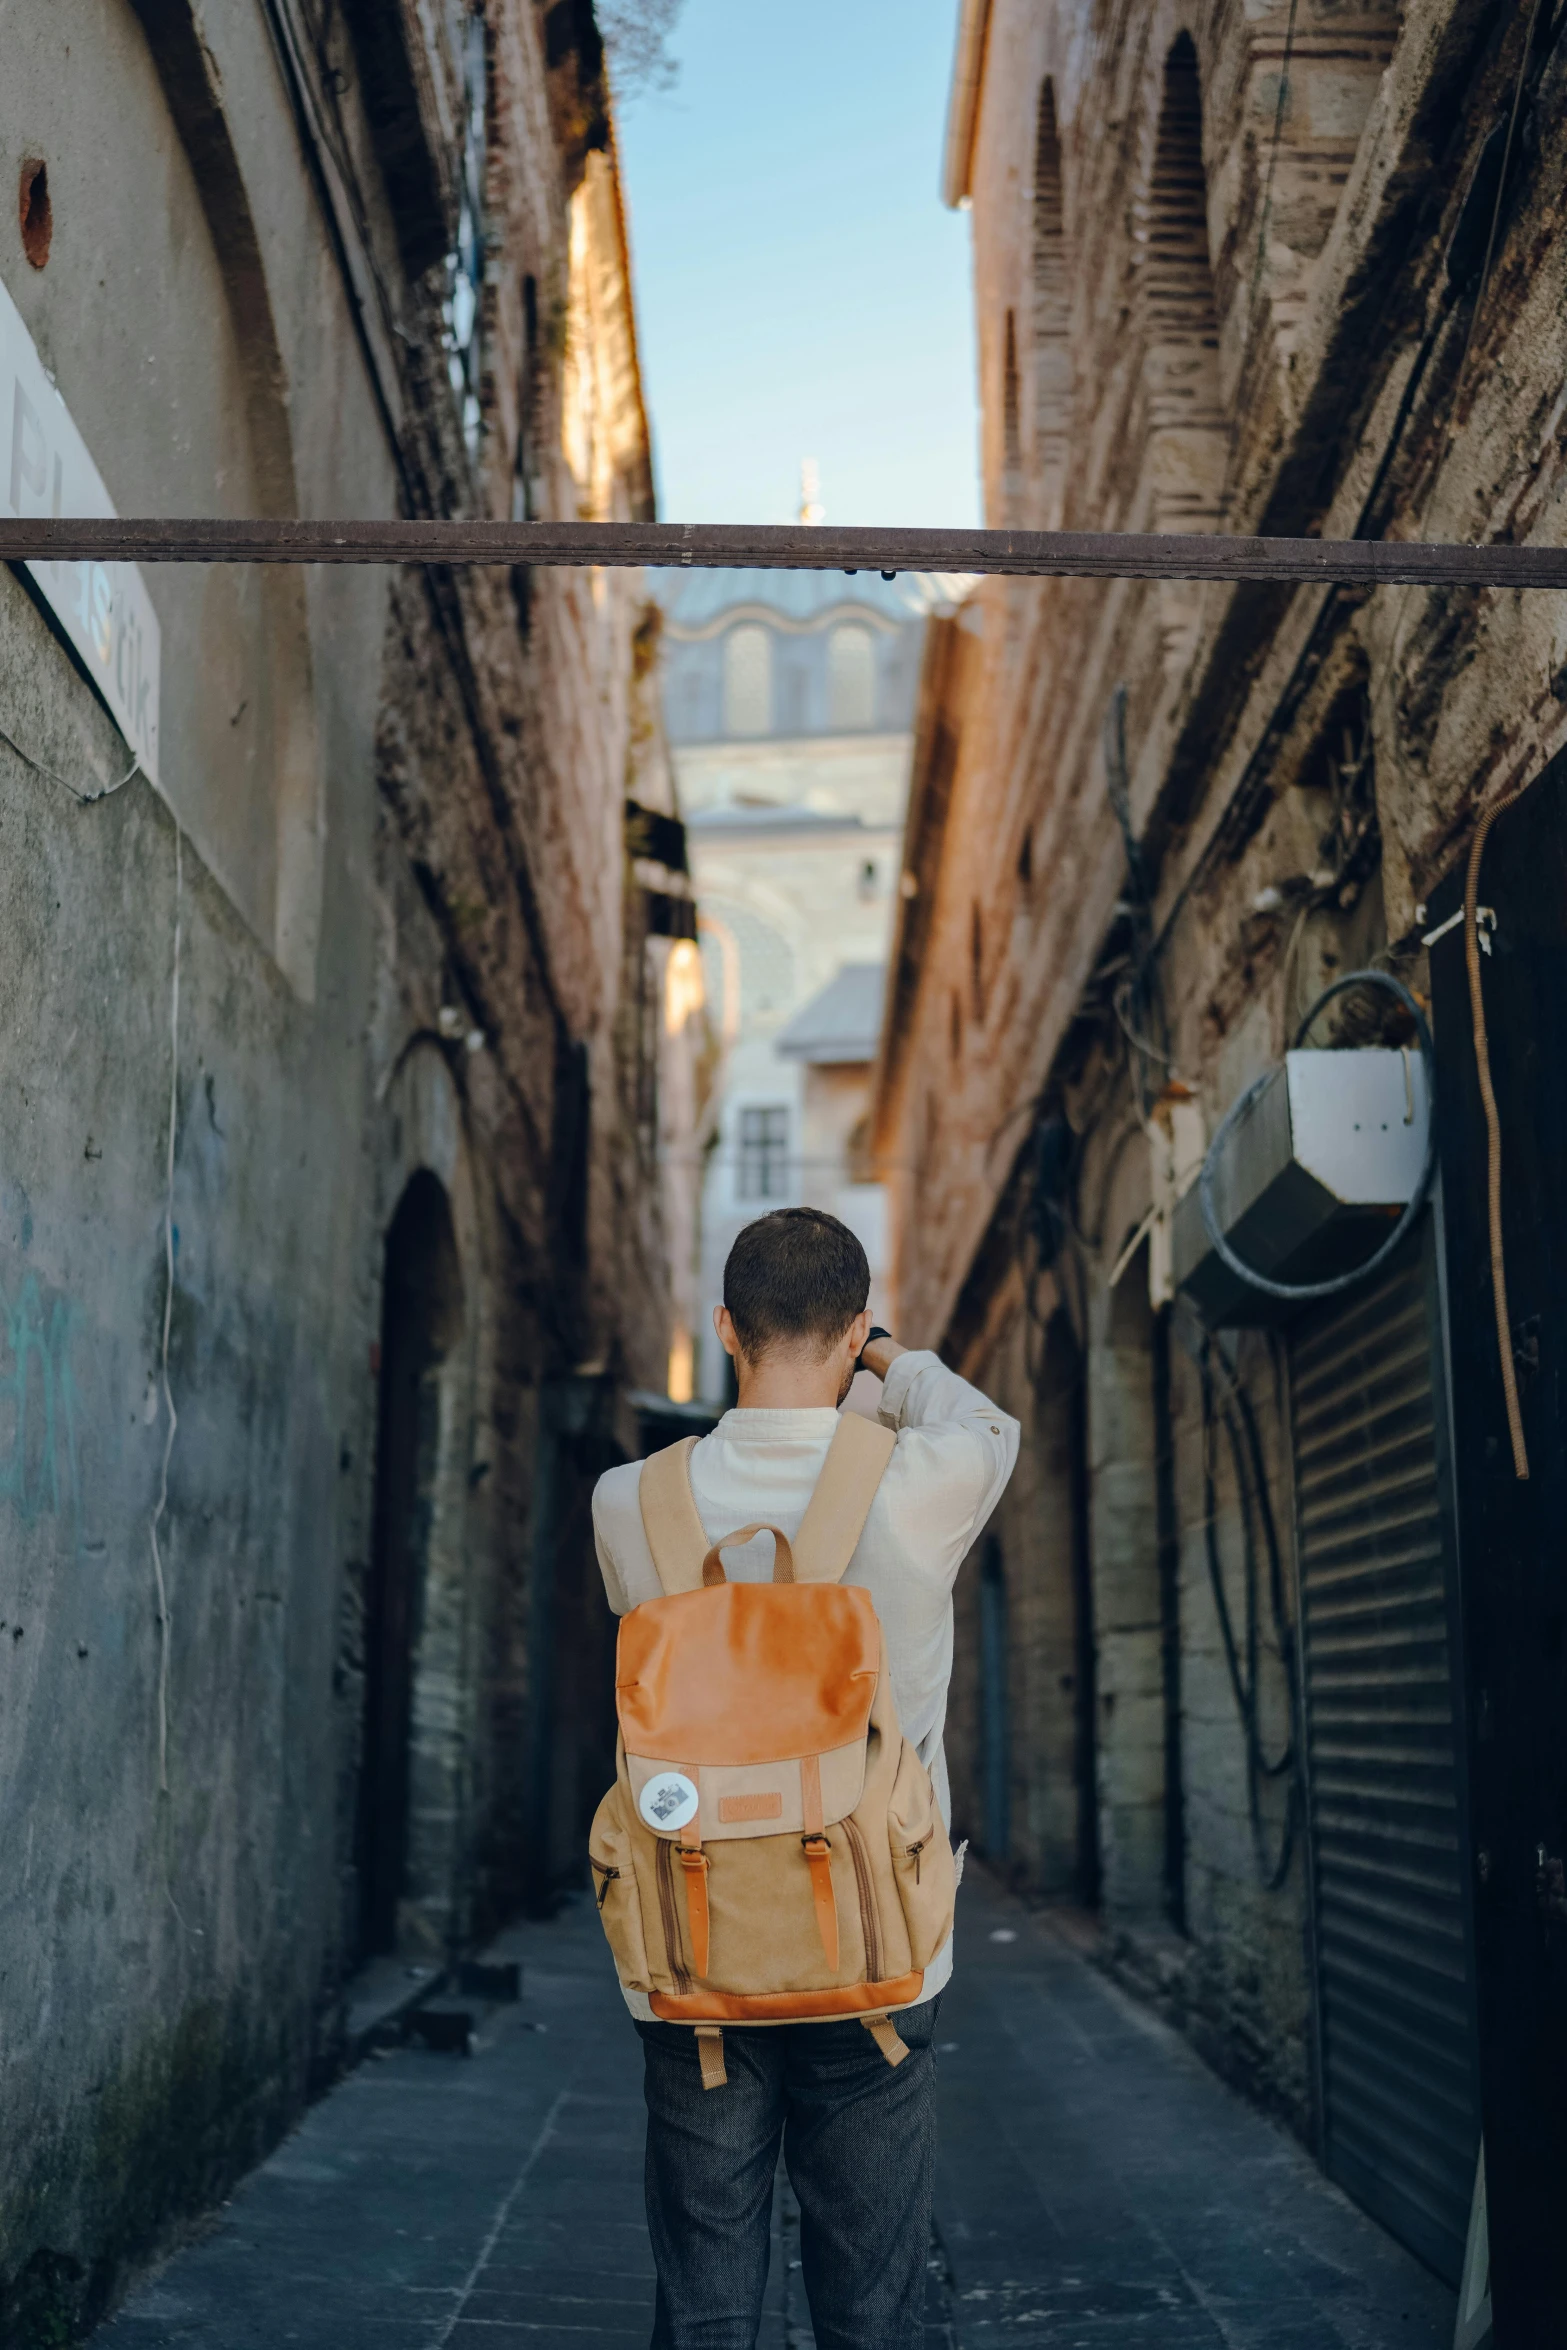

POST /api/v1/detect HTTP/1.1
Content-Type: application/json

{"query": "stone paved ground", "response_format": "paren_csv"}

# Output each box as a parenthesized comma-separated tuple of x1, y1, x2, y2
(97, 1869, 1454, 2350)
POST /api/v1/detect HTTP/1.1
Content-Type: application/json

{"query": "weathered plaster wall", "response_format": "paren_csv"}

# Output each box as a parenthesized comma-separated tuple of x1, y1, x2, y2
(0, 552, 388, 2341)
(0, 0, 680, 2335)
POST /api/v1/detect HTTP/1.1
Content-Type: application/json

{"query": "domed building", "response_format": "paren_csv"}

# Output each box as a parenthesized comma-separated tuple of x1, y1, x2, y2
(655, 564, 969, 1402)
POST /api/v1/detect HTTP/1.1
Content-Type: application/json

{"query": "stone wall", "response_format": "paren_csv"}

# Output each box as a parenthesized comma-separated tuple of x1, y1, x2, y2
(877, 0, 1567, 2151)
(0, 3, 692, 2337)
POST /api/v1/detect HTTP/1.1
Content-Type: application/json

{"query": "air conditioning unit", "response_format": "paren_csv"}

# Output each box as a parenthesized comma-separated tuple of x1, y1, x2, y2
(1171, 1048, 1431, 1326)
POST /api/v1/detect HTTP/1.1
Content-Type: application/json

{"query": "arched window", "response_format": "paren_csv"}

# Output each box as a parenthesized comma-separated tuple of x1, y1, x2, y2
(1032, 79, 1071, 529)
(723, 623, 772, 735)
(1143, 33, 1225, 532)
(1000, 309, 1024, 526)
(826, 623, 876, 729)
(1143, 32, 1227, 665)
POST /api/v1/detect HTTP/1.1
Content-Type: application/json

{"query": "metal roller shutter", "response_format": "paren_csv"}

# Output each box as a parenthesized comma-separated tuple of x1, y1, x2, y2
(1290, 1244, 1479, 2283)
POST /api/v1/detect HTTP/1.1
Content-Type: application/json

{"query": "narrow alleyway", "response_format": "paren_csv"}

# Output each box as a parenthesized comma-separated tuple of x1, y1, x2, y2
(96, 1872, 1453, 2350)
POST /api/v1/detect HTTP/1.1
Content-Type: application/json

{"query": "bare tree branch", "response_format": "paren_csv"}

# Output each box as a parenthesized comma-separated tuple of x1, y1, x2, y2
(599, 0, 684, 97)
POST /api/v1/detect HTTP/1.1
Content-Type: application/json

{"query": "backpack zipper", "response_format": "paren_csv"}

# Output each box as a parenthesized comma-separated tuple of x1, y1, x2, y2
(906, 1833, 931, 1885)
(590, 1857, 619, 1911)
(842, 1816, 882, 1982)
(655, 1836, 692, 1991)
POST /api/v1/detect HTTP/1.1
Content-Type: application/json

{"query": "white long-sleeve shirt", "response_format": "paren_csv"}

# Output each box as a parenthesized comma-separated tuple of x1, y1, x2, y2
(591, 1350, 1020, 2009)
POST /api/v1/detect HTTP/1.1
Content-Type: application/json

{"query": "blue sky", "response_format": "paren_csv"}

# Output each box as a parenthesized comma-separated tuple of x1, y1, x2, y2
(613, 0, 980, 528)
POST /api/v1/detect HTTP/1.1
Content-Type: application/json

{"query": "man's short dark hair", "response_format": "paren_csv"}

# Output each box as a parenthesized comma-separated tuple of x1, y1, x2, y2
(723, 1208, 870, 1359)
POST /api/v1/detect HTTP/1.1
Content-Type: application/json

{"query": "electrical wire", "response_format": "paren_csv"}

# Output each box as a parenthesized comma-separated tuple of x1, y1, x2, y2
(1464, 780, 1531, 1480)
(149, 824, 183, 1795)
(0, 719, 141, 805)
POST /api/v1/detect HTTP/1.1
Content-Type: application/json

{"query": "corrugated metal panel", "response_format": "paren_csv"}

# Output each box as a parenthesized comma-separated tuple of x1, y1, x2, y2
(1291, 1252, 1478, 2284)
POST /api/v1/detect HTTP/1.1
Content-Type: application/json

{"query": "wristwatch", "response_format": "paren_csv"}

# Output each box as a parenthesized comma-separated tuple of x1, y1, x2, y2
(854, 1326, 892, 1376)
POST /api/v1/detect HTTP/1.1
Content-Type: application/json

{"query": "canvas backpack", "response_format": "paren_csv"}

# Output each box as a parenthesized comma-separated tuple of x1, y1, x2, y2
(588, 1412, 956, 2089)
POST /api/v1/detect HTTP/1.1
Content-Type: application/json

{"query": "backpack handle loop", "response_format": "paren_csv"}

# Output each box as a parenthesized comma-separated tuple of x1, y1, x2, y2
(700, 1524, 795, 1587)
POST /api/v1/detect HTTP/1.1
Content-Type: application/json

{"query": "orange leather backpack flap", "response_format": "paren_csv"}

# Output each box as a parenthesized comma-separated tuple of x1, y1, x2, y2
(617, 1582, 879, 1765)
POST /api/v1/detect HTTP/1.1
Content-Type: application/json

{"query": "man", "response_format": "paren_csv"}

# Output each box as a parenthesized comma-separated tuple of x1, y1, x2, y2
(593, 1206, 1019, 2350)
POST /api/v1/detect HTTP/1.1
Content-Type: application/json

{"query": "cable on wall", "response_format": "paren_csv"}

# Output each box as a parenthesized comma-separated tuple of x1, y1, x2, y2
(0, 718, 142, 804)
(1464, 784, 1531, 1480)
(149, 824, 183, 1794)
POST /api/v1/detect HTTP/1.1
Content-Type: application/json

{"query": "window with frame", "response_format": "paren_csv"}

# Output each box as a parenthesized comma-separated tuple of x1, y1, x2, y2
(737, 1105, 791, 1201)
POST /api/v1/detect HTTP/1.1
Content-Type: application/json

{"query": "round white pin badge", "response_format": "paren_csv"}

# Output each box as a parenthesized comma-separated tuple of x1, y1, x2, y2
(638, 1771, 700, 1832)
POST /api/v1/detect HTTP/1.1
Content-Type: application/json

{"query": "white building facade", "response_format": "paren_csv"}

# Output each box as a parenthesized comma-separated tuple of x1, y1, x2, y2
(656, 567, 963, 1403)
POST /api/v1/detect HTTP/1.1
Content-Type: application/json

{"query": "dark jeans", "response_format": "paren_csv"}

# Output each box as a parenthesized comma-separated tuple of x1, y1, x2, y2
(636, 1997, 940, 2350)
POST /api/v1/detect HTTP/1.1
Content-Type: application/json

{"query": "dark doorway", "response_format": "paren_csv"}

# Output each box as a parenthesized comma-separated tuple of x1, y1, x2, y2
(1033, 1303, 1099, 1907)
(356, 1171, 463, 1959)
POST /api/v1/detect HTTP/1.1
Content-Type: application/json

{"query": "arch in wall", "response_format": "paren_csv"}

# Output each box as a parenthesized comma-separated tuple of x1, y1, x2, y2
(1140, 31, 1228, 664)
(1000, 309, 1025, 527)
(362, 1041, 489, 1957)
(1143, 37, 1226, 515)
(358, 1169, 465, 1958)
(12, 0, 338, 1001)
(112, 3, 324, 989)
(1031, 79, 1071, 530)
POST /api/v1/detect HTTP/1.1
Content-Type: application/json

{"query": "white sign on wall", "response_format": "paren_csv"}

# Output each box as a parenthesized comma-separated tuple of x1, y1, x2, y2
(1, 270, 161, 785)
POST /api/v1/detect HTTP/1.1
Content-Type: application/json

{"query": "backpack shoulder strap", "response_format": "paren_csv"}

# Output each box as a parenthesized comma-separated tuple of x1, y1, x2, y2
(793, 1413, 897, 1584)
(638, 1437, 710, 1596)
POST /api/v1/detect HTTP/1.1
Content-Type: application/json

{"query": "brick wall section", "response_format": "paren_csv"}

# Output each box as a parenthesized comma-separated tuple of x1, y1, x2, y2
(876, 0, 1567, 2147)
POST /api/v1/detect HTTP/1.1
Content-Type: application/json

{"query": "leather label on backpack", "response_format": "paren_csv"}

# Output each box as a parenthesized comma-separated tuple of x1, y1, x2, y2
(717, 1792, 783, 1823)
